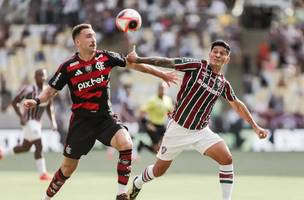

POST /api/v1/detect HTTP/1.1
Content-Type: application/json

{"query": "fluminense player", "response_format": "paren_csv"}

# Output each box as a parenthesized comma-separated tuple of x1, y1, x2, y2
(0, 68, 57, 181)
(127, 40, 268, 200)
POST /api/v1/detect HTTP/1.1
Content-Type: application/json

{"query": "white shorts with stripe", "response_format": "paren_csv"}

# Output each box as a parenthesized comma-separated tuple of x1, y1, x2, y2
(157, 120, 223, 161)
(22, 120, 42, 141)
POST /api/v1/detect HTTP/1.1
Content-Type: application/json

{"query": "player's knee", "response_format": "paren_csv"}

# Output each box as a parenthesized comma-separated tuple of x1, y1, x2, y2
(221, 154, 233, 165)
(118, 140, 133, 151)
(23, 145, 31, 152)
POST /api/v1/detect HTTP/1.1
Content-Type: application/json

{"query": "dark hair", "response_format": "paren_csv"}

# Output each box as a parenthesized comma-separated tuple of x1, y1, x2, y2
(211, 40, 231, 54)
(72, 24, 92, 41)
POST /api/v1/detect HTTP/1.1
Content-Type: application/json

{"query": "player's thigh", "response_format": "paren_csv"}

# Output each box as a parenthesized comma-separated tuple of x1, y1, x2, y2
(21, 139, 34, 149)
(192, 126, 224, 155)
(156, 121, 191, 161)
(32, 139, 43, 151)
(64, 117, 96, 159)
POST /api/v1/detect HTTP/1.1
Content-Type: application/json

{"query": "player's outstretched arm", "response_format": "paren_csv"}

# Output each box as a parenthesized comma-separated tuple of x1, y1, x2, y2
(12, 88, 27, 125)
(23, 86, 58, 110)
(126, 62, 179, 87)
(126, 46, 176, 69)
(228, 98, 268, 139)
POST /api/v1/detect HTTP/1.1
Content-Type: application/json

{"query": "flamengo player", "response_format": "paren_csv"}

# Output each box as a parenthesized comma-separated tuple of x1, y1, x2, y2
(23, 24, 178, 200)
(0, 69, 57, 181)
(127, 40, 268, 200)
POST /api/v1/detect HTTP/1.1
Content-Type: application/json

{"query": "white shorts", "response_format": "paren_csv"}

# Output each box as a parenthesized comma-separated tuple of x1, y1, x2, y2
(157, 120, 223, 161)
(22, 120, 42, 141)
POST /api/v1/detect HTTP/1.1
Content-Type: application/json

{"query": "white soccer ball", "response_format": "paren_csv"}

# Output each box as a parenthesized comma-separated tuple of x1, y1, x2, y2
(115, 8, 142, 32)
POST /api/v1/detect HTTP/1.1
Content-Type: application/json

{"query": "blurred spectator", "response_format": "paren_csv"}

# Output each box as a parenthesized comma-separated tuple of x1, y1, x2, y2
(0, 72, 12, 112)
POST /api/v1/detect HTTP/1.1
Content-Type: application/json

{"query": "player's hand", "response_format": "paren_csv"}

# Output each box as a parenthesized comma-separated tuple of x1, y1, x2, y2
(23, 99, 37, 110)
(126, 45, 138, 63)
(254, 126, 268, 139)
(161, 71, 180, 87)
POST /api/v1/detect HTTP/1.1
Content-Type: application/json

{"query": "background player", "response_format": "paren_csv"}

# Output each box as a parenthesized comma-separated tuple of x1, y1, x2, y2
(0, 68, 57, 181)
(127, 40, 268, 200)
(137, 82, 173, 153)
(23, 24, 178, 200)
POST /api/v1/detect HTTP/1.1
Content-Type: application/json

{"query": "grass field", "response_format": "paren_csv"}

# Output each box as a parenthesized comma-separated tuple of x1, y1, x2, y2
(0, 150, 303, 200)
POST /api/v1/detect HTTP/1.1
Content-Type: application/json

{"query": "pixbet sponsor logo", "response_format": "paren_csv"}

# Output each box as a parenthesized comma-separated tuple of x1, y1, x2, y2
(77, 75, 105, 91)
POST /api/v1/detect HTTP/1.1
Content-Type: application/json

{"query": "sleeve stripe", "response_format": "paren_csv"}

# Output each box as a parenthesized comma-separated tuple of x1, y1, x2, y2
(175, 62, 201, 70)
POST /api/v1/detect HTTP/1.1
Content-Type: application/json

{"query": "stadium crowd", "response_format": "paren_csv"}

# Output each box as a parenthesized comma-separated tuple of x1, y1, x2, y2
(0, 0, 304, 149)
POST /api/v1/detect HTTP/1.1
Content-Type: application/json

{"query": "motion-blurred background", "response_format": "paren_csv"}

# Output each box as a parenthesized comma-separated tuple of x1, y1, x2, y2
(0, 0, 303, 200)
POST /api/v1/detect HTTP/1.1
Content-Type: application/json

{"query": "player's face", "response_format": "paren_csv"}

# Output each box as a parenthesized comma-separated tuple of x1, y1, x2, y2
(35, 69, 47, 85)
(75, 28, 97, 53)
(209, 46, 230, 68)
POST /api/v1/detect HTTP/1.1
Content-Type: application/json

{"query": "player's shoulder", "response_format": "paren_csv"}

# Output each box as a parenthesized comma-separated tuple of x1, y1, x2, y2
(19, 84, 34, 94)
(175, 58, 207, 67)
(201, 59, 208, 66)
(99, 49, 124, 60)
(59, 54, 79, 69)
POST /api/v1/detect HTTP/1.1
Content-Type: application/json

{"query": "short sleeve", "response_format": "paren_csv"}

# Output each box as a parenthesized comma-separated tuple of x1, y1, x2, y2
(104, 50, 126, 68)
(174, 58, 203, 72)
(221, 80, 237, 101)
(48, 64, 68, 90)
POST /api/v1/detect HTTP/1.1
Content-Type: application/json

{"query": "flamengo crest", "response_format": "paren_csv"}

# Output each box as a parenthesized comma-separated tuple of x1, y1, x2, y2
(95, 62, 105, 71)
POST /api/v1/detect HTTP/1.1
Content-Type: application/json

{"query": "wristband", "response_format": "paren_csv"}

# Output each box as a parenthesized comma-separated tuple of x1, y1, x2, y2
(34, 98, 41, 106)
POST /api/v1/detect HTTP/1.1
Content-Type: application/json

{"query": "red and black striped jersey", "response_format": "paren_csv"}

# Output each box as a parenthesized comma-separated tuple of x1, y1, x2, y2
(48, 50, 126, 116)
(15, 85, 47, 121)
(170, 58, 237, 130)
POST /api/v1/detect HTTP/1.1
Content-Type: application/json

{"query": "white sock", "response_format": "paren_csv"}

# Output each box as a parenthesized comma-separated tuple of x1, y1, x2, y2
(219, 164, 234, 200)
(134, 165, 155, 189)
(41, 194, 51, 200)
(35, 158, 47, 175)
(118, 183, 127, 195)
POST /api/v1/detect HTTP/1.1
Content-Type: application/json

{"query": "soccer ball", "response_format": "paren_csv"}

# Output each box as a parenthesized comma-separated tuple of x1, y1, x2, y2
(115, 9, 142, 32)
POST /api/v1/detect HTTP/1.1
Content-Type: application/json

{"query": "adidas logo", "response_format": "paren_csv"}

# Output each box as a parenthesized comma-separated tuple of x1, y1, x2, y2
(75, 69, 83, 76)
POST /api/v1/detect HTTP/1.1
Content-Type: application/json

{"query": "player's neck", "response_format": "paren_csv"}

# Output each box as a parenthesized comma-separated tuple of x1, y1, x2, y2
(78, 51, 95, 62)
(210, 64, 222, 74)
(36, 82, 43, 90)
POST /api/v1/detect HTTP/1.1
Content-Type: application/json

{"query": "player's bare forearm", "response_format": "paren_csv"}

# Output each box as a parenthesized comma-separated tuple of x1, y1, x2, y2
(135, 57, 175, 69)
(38, 86, 58, 103)
(127, 62, 179, 86)
(128, 62, 166, 78)
(229, 99, 258, 129)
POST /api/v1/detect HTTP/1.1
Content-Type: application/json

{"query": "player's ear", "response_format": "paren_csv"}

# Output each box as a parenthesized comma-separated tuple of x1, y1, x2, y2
(224, 55, 230, 64)
(74, 38, 80, 46)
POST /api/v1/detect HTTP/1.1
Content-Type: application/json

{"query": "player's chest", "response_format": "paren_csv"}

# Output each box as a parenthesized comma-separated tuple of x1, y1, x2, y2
(68, 60, 113, 91)
(190, 70, 225, 96)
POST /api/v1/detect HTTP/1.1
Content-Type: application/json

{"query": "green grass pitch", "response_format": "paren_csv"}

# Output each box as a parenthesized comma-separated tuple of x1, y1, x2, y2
(0, 150, 303, 200)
